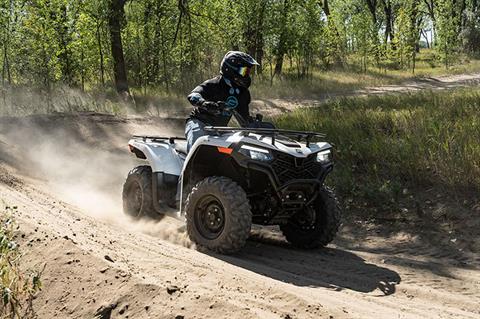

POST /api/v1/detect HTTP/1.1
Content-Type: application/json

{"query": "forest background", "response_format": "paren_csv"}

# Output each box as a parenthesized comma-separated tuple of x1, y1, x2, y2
(1, 0, 479, 101)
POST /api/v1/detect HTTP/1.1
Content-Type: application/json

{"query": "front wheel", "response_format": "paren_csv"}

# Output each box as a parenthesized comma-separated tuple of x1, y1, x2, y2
(185, 176, 252, 254)
(281, 187, 341, 249)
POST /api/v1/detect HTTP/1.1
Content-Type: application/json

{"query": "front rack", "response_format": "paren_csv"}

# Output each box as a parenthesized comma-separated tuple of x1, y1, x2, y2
(204, 126, 325, 147)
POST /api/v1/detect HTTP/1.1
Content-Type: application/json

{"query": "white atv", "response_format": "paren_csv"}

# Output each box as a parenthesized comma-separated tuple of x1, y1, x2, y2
(123, 108, 341, 254)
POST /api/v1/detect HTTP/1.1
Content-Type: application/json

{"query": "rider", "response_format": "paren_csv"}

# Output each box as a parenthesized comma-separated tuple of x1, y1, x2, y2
(185, 51, 259, 152)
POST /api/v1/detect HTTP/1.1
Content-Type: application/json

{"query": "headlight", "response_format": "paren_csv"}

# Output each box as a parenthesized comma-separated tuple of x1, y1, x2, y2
(315, 150, 331, 163)
(239, 145, 273, 162)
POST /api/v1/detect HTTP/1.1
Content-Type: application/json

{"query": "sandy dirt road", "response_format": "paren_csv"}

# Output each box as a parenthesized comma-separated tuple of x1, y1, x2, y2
(251, 72, 480, 118)
(0, 113, 479, 319)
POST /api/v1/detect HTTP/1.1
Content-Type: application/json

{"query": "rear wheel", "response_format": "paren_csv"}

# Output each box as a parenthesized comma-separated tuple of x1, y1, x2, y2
(281, 187, 341, 249)
(185, 176, 252, 254)
(122, 165, 157, 219)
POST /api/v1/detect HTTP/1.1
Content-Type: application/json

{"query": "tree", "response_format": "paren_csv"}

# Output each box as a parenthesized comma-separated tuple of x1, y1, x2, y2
(242, 0, 269, 75)
(381, 0, 395, 45)
(436, 0, 461, 67)
(0, 0, 477, 96)
(109, 0, 129, 96)
(0, 0, 13, 85)
(273, 0, 291, 76)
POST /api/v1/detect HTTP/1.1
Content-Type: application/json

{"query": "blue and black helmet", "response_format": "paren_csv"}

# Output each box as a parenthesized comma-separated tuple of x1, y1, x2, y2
(220, 51, 259, 88)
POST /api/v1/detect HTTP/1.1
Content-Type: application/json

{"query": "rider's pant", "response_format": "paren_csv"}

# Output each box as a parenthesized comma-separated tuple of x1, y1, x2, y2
(185, 118, 207, 152)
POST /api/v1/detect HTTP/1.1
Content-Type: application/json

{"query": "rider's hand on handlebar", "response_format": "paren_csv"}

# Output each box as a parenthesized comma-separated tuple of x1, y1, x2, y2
(202, 101, 220, 110)
(216, 101, 228, 109)
(200, 101, 223, 115)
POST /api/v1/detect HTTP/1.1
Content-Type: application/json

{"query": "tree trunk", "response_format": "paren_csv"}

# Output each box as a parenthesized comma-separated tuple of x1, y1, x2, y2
(423, 0, 436, 46)
(244, 1, 267, 75)
(152, 1, 166, 86)
(421, 29, 430, 48)
(58, 4, 73, 85)
(321, 0, 331, 16)
(460, 0, 466, 28)
(410, 2, 420, 73)
(96, 22, 105, 87)
(81, 50, 85, 91)
(255, 0, 267, 74)
(274, 0, 290, 77)
(2, 0, 12, 86)
(2, 40, 11, 86)
(381, 0, 394, 45)
(364, 0, 378, 25)
(157, 12, 170, 92)
(108, 0, 130, 96)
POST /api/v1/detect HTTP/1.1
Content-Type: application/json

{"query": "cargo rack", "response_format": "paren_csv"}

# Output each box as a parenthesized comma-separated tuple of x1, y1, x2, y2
(132, 135, 187, 144)
(204, 126, 325, 147)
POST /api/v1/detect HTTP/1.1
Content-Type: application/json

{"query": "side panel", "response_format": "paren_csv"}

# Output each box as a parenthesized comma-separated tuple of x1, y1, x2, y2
(179, 136, 236, 213)
(129, 139, 184, 175)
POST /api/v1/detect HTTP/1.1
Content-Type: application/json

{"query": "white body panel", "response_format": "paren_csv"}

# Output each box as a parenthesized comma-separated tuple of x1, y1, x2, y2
(219, 132, 330, 157)
(129, 134, 332, 213)
(130, 134, 331, 177)
(129, 139, 184, 175)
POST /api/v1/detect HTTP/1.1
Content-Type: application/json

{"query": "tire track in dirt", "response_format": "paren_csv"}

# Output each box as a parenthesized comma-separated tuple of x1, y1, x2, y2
(1, 167, 479, 319)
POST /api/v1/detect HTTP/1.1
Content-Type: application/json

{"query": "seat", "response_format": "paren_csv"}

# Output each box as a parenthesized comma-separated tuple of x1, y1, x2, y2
(174, 140, 188, 155)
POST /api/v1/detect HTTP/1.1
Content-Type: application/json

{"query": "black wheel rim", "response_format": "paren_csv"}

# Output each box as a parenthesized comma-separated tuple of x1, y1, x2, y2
(127, 181, 143, 217)
(194, 195, 226, 240)
(290, 205, 317, 232)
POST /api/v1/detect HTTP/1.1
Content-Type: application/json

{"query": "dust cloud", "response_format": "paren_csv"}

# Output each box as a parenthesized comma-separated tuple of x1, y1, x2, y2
(0, 113, 192, 247)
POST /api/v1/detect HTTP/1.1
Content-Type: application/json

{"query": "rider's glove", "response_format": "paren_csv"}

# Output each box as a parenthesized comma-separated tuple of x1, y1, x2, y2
(201, 101, 223, 113)
(202, 101, 218, 108)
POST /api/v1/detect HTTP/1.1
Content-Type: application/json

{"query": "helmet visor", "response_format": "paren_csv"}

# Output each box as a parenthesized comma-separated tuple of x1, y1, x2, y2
(238, 66, 251, 77)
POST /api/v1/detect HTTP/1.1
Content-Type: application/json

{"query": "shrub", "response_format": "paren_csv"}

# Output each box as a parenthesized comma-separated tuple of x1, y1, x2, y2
(1, 206, 42, 319)
(275, 88, 480, 210)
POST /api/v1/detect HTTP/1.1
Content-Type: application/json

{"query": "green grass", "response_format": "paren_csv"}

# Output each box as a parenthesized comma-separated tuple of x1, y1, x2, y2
(1, 206, 42, 318)
(253, 53, 480, 99)
(2, 50, 480, 117)
(275, 88, 480, 211)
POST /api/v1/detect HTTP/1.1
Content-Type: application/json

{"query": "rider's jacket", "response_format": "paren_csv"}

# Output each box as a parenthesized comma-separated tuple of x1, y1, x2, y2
(187, 76, 251, 126)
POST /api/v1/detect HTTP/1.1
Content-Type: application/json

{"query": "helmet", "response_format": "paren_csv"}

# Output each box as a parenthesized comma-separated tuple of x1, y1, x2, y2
(220, 51, 259, 88)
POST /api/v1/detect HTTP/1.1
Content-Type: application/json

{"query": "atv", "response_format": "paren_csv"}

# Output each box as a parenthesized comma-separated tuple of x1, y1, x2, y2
(122, 106, 341, 254)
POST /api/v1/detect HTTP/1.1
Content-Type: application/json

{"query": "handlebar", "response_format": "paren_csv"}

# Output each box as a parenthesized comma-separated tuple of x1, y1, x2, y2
(211, 101, 250, 127)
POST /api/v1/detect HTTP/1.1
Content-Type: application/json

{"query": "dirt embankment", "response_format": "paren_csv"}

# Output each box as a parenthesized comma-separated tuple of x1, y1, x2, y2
(0, 112, 479, 319)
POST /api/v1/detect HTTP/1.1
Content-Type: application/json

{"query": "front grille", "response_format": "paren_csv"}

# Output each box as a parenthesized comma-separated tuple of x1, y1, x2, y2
(271, 152, 321, 184)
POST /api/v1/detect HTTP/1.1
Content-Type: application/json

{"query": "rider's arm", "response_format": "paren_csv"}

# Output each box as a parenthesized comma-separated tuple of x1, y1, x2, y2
(187, 88, 206, 107)
(187, 77, 219, 105)
(187, 82, 220, 111)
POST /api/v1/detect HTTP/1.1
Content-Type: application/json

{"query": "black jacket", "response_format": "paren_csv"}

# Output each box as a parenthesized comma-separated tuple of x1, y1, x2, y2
(187, 76, 251, 126)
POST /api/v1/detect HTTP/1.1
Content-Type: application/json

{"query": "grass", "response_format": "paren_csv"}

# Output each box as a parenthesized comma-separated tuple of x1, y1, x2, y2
(275, 87, 480, 213)
(1, 205, 42, 318)
(253, 53, 480, 99)
(0, 85, 187, 117)
(1, 50, 480, 117)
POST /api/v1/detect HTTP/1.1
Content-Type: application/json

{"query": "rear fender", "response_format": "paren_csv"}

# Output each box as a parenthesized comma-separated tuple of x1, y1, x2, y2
(128, 139, 183, 176)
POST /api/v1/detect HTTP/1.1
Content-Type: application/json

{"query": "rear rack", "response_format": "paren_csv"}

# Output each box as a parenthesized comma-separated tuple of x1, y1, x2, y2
(132, 135, 187, 144)
(204, 126, 325, 147)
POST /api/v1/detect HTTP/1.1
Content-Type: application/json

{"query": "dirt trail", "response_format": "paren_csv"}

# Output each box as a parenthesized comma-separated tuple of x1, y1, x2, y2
(0, 113, 479, 318)
(253, 72, 480, 117)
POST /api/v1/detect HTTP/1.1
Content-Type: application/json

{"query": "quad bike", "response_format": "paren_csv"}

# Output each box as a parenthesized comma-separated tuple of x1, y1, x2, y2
(122, 104, 341, 254)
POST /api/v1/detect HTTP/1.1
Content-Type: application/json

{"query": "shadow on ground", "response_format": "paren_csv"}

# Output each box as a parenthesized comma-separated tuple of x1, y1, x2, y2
(211, 232, 401, 296)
